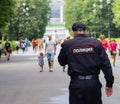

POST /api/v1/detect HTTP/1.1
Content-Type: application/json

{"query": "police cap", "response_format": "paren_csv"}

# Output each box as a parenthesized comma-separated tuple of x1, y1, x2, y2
(72, 22, 86, 31)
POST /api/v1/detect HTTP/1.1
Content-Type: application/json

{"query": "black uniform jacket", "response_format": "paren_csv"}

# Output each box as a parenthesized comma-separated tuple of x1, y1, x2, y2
(58, 34, 114, 88)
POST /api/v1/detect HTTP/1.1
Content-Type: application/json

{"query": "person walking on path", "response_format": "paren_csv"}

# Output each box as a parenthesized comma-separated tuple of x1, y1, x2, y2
(0, 42, 2, 58)
(38, 51, 44, 72)
(45, 35, 56, 72)
(58, 22, 114, 104)
(19, 39, 23, 49)
(15, 40, 20, 54)
(38, 39, 43, 51)
(24, 38, 29, 52)
(99, 34, 109, 51)
(109, 39, 118, 67)
(32, 38, 37, 53)
(21, 42, 25, 53)
(4, 40, 12, 61)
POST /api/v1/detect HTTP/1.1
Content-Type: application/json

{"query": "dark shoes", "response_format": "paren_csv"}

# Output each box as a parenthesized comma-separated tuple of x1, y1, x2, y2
(7, 57, 10, 61)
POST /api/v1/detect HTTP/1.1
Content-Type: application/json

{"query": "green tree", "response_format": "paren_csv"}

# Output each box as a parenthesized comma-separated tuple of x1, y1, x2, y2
(0, 0, 15, 28)
(112, 0, 120, 29)
(64, 0, 100, 37)
(0, 0, 15, 40)
(64, 0, 120, 38)
(28, 0, 51, 39)
(1, 0, 51, 40)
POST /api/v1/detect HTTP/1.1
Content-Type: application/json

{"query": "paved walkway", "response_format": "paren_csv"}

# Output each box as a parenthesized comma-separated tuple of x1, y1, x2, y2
(0, 45, 120, 104)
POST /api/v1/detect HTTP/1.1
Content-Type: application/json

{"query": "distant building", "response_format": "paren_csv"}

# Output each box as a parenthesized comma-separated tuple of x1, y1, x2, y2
(43, 25, 70, 40)
(49, 0, 65, 24)
(44, 0, 69, 41)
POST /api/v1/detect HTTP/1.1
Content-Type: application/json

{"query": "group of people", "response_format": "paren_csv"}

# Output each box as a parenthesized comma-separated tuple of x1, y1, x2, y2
(99, 34, 118, 67)
(37, 35, 72, 72)
(38, 35, 56, 72)
(0, 38, 29, 61)
(16, 38, 29, 53)
(0, 21, 119, 104)
(14, 38, 29, 54)
(31, 38, 43, 53)
(37, 30, 119, 76)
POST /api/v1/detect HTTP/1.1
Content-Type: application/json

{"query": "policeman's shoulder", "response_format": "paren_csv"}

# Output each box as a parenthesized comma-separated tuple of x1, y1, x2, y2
(89, 37, 102, 46)
(61, 39, 71, 47)
(90, 37, 100, 42)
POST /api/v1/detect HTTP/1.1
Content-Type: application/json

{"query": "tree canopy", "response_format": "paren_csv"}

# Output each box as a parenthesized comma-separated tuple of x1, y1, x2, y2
(1, 0, 120, 40)
(0, 0, 51, 40)
(0, 0, 15, 28)
(64, 0, 120, 38)
(112, 0, 120, 29)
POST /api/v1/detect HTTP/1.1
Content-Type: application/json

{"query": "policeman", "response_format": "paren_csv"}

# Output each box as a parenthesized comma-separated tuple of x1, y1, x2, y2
(58, 22, 114, 104)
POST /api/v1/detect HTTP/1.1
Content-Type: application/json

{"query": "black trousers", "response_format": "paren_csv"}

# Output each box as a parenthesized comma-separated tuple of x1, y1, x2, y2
(69, 79, 102, 104)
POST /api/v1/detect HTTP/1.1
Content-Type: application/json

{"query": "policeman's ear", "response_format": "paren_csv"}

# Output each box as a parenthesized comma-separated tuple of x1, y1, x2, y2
(84, 30, 87, 34)
(72, 31, 77, 37)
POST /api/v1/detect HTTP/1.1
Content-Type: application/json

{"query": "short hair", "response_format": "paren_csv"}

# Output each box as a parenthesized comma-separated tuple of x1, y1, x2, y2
(72, 22, 86, 31)
(99, 34, 105, 40)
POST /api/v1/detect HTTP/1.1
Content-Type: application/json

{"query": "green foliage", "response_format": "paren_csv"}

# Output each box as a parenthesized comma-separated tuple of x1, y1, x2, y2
(0, 0, 15, 28)
(112, 0, 120, 28)
(0, 0, 51, 40)
(27, 0, 51, 39)
(64, 0, 120, 38)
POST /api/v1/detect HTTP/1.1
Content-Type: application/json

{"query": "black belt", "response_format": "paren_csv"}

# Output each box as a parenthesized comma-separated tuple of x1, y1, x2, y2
(71, 75, 98, 80)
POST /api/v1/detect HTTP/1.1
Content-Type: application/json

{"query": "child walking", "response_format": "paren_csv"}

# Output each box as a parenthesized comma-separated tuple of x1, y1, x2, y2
(38, 51, 44, 72)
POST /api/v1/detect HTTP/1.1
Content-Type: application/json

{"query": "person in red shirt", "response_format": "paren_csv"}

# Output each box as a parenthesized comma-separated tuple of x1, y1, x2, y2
(32, 38, 37, 52)
(109, 39, 118, 67)
(99, 34, 109, 51)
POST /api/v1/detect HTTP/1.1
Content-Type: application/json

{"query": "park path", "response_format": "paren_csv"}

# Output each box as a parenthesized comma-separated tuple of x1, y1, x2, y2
(0, 45, 120, 104)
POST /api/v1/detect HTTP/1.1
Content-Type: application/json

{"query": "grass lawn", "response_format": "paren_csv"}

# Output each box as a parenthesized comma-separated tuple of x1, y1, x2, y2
(106, 38, 120, 43)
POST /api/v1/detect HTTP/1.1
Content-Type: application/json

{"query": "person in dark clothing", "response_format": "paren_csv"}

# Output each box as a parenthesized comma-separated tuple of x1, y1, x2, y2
(4, 40, 11, 61)
(0, 42, 2, 58)
(58, 22, 114, 104)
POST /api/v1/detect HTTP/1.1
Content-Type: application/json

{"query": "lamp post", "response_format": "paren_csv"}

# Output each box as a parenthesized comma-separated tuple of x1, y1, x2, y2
(22, 3, 29, 37)
(93, 3, 96, 38)
(107, 0, 111, 39)
(100, 0, 103, 34)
